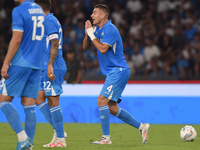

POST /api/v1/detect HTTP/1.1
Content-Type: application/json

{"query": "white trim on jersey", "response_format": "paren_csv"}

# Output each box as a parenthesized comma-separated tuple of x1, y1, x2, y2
(1, 78, 8, 96)
(113, 42, 116, 54)
(102, 42, 116, 54)
(46, 36, 49, 49)
(108, 91, 113, 100)
(12, 29, 24, 32)
(51, 87, 56, 96)
(102, 42, 111, 47)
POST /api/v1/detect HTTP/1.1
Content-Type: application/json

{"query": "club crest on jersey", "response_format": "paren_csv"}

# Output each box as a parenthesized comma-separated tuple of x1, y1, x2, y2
(101, 32, 104, 36)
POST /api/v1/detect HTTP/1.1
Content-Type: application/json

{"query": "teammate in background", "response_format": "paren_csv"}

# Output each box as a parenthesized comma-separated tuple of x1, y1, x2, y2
(0, 0, 44, 149)
(34, 0, 67, 147)
(83, 4, 150, 144)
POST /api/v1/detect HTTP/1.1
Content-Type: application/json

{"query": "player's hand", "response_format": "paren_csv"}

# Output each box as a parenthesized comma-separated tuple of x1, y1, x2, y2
(85, 20, 92, 30)
(1, 63, 9, 79)
(47, 65, 55, 81)
(85, 20, 96, 36)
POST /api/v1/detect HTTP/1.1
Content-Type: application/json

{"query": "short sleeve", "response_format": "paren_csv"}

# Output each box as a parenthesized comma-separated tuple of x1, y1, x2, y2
(102, 26, 117, 47)
(12, 8, 24, 31)
(46, 19, 58, 37)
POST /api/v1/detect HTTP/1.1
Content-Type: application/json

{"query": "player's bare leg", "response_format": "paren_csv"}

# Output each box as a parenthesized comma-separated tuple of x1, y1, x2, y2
(43, 96, 66, 147)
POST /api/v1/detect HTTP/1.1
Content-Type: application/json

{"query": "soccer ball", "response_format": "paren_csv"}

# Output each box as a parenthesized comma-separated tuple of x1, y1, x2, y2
(180, 125, 197, 141)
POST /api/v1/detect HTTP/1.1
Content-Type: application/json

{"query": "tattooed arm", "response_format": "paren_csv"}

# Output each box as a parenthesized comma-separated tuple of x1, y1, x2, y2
(47, 38, 59, 81)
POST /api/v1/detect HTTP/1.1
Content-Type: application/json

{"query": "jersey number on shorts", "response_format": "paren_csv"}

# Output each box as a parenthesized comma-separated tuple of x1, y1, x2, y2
(107, 85, 113, 93)
(43, 81, 51, 91)
(32, 16, 44, 41)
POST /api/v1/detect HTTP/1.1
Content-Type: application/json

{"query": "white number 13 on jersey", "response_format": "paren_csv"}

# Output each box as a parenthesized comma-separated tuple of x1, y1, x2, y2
(32, 16, 44, 41)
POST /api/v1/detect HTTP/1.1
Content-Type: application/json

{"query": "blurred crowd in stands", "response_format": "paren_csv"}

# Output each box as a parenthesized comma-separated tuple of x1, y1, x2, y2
(1, 0, 200, 81)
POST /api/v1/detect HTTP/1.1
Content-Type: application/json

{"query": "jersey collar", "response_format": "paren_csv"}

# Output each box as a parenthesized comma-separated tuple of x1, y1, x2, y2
(100, 20, 111, 29)
(103, 20, 111, 27)
(21, 0, 33, 4)
(45, 13, 53, 19)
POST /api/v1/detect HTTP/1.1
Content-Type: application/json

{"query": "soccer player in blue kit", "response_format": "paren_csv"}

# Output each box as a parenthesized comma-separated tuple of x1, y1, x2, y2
(83, 4, 150, 144)
(34, 0, 67, 147)
(0, 0, 44, 149)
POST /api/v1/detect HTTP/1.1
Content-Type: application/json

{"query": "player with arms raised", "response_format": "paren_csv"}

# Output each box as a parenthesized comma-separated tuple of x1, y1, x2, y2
(34, 0, 67, 147)
(0, 0, 44, 149)
(83, 4, 150, 144)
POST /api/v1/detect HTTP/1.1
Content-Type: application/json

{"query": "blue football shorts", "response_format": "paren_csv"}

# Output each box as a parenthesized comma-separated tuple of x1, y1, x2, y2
(39, 69, 66, 96)
(100, 67, 130, 103)
(0, 65, 41, 98)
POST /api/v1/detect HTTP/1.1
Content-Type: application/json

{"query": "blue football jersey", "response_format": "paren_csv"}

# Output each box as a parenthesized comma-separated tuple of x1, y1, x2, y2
(94, 20, 129, 76)
(42, 13, 67, 71)
(11, 0, 45, 69)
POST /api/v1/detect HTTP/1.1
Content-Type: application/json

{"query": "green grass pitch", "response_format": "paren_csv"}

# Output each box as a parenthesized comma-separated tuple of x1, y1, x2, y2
(0, 123, 200, 150)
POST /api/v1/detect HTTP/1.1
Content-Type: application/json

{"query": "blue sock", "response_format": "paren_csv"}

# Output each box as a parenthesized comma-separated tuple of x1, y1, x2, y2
(37, 102, 54, 129)
(0, 101, 24, 134)
(99, 105, 110, 136)
(115, 108, 141, 128)
(23, 105, 36, 140)
(50, 106, 64, 138)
